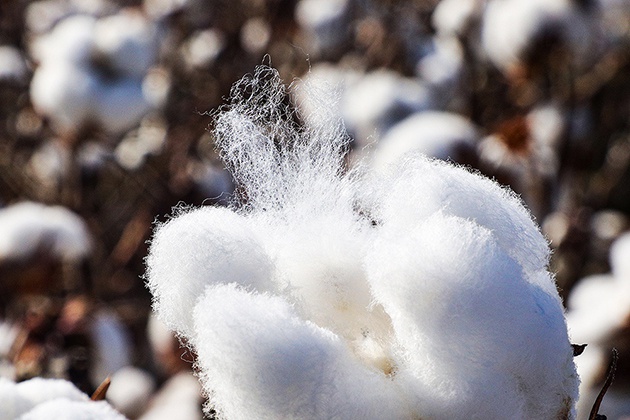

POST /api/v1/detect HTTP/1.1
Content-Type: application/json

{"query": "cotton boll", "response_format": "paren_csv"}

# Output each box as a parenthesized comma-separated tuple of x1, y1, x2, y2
(146, 206, 275, 338)
(376, 156, 551, 285)
(0, 202, 91, 262)
(295, 0, 351, 57)
(481, 0, 599, 77)
(30, 14, 97, 64)
(89, 310, 132, 388)
(610, 232, 630, 280)
(137, 371, 202, 420)
(341, 70, 432, 148)
(415, 36, 464, 108)
(0, 378, 31, 420)
(367, 212, 576, 419)
(92, 77, 152, 134)
(371, 111, 478, 171)
(30, 62, 98, 133)
(432, 0, 484, 37)
(19, 399, 126, 420)
(94, 10, 159, 78)
(0, 46, 29, 83)
(107, 366, 155, 418)
(192, 283, 412, 420)
(16, 378, 88, 407)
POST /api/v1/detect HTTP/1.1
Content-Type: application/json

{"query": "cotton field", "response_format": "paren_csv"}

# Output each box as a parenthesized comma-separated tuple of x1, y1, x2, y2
(0, 0, 629, 419)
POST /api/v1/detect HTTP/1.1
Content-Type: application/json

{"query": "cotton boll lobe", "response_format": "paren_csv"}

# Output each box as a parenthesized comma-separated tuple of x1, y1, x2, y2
(371, 111, 478, 171)
(375, 156, 551, 285)
(146, 206, 275, 338)
(30, 14, 97, 65)
(19, 399, 126, 420)
(106, 366, 155, 418)
(366, 213, 576, 419)
(192, 283, 411, 420)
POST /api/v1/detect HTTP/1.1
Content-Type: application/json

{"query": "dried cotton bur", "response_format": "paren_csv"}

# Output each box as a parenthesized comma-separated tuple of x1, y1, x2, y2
(145, 66, 580, 419)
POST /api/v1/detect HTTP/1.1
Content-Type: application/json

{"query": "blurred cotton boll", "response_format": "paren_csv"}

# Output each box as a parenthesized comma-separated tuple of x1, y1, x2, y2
(106, 366, 155, 418)
(370, 111, 478, 171)
(145, 66, 579, 419)
(0, 377, 125, 420)
(0, 201, 91, 262)
(28, 9, 162, 135)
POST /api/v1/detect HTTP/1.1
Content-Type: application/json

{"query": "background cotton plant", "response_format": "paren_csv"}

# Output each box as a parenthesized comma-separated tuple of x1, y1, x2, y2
(146, 66, 579, 419)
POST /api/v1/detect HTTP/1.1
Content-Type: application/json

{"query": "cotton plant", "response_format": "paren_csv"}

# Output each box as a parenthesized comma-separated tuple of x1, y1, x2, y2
(145, 66, 579, 419)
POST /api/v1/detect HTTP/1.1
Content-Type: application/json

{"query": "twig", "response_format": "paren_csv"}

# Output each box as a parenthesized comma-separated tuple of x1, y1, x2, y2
(588, 348, 619, 420)
(91, 376, 111, 401)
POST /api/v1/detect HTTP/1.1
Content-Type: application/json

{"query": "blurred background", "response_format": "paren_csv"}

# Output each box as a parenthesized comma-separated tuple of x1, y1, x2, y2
(0, 0, 629, 418)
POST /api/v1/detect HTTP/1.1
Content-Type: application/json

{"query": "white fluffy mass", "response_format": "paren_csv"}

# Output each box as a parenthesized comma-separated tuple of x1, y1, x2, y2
(145, 66, 579, 419)
(0, 377, 125, 420)
(0, 201, 91, 262)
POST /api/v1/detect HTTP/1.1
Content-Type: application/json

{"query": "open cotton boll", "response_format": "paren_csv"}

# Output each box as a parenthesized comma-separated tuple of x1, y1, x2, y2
(0, 378, 31, 420)
(106, 366, 155, 418)
(94, 10, 159, 78)
(610, 232, 630, 280)
(15, 378, 88, 407)
(481, 0, 599, 76)
(432, 0, 484, 37)
(30, 14, 96, 64)
(0, 202, 91, 262)
(91, 77, 153, 134)
(146, 206, 275, 338)
(192, 283, 411, 420)
(371, 111, 478, 171)
(366, 212, 577, 419)
(375, 156, 552, 286)
(30, 61, 99, 133)
(18, 399, 126, 420)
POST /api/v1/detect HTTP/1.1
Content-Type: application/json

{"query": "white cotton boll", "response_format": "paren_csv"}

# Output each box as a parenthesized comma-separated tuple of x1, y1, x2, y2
(30, 62, 98, 132)
(192, 283, 411, 420)
(137, 371, 202, 420)
(415, 36, 464, 106)
(0, 46, 29, 83)
(610, 232, 630, 281)
(16, 378, 88, 407)
(341, 70, 432, 147)
(30, 14, 96, 64)
(107, 367, 155, 418)
(0, 378, 31, 420)
(90, 310, 132, 387)
(92, 77, 152, 134)
(481, 0, 598, 75)
(94, 11, 159, 78)
(366, 212, 576, 419)
(371, 111, 478, 171)
(146, 206, 275, 338)
(0, 202, 91, 262)
(432, 0, 483, 37)
(18, 399, 126, 420)
(295, 0, 351, 55)
(376, 156, 551, 284)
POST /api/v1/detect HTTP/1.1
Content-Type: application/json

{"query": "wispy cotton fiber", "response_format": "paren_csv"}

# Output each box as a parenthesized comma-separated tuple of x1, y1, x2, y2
(145, 66, 579, 419)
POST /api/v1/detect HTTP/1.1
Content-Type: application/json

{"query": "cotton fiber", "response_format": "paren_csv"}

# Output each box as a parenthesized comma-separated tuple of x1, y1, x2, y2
(145, 66, 579, 419)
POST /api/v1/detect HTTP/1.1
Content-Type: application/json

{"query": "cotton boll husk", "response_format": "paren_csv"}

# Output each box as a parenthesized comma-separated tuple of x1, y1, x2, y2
(366, 212, 577, 419)
(18, 399, 126, 420)
(375, 156, 552, 288)
(146, 206, 275, 338)
(371, 111, 478, 171)
(192, 283, 411, 420)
